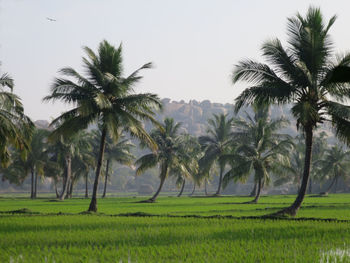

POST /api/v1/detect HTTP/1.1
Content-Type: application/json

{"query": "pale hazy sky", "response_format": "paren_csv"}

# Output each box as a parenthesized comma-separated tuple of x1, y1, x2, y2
(1, 0, 350, 120)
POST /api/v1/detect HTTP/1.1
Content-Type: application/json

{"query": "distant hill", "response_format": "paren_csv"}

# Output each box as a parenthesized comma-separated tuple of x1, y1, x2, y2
(35, 98, 335, 139)
(151, 98, 335, 138)
(34, 120, 50, 130)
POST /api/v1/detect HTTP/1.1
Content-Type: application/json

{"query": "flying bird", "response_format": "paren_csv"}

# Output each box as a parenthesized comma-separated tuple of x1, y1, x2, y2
(46, 17, 56, 22)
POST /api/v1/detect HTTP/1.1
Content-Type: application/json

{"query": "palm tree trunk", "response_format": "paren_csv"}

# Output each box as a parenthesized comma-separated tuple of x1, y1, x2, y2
(322, 177, 336, 195)
(205, 180, 208, 196)
(189, 183, 196, 196)
(280, 127, 313, 216)
(54, 180, 59, 198)
(34, 172, 38, 198)
(308, 178, 312, 194)
(252, 178, 262, 203)
(30, 168, 34, 199)
(59, 155, 71, 201)
(85, 174, 89, 198)
(250, 182, 257, 197)
(59, 171, 67, 199)
(102, 159, 110, 198)
(88, 128, 107, 212)
(215, 166, 224, 196)
(334, 177, 338, 193)
(148, 164, 168, 202)
(65, 179, 71, 199)
(177, 180, 185, 197)
(68, 179, 73, 198)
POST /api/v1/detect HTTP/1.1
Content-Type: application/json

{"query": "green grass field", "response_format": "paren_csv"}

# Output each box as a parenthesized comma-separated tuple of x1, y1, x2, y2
(1, 194, 350, 262)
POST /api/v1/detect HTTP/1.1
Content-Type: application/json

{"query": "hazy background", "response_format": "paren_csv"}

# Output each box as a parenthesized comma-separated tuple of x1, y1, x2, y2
(1, 0, 350, 121)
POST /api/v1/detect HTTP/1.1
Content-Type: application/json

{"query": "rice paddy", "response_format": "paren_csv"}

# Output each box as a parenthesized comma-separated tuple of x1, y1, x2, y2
(1, 194, 350, 262)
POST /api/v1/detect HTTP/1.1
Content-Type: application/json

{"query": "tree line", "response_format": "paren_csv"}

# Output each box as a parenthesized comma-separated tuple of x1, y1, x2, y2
(1, 6, 350, 216)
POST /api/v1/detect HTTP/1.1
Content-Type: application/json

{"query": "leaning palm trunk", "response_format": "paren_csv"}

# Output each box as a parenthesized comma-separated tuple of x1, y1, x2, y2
(322, 176, 338, 195)
(59, 155, 72, 200)
(147, 164, 168, 202)
(102, 159, 110, 198)
(88, 128, 107, 212)
(277, 128, 313, 216)
(177, 180, 185, 197)
(215, 167, 224, 196)
(252, 178, 262, 203)
(250, 182, 257, 197)
(189, 184, 196, 196)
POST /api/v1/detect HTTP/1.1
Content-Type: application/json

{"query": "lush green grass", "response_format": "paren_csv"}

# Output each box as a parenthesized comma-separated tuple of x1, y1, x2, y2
(1, 194, 350, 219)
(2, 194, 350, 262)
(2, 215, 350, 262)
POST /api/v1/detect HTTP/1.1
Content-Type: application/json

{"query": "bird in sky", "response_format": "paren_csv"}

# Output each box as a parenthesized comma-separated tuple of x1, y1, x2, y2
(46, 17, 56, 22)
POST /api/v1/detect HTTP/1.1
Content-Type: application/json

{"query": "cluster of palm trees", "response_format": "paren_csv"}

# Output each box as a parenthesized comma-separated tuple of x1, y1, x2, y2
(2, 6, 350, 217)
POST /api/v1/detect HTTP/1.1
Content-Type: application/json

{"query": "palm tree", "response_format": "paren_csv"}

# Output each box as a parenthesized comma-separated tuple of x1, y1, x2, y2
(173, 134, 201, 197)
(135, 118, 191, 202)
(1, 128, 49, 198)
(224, 104, 292, 203)
(198, 114, 235, 196)
(317, 145, 350, 195)
(44, 40, 161, 211)
(43, 160, 62, 198)
(0, 70, 33, 167)
(69, 150, 95, 198)
(232, 7, 350, 215)
(28, 129, 50, 198)
(47, 131, 92, 200)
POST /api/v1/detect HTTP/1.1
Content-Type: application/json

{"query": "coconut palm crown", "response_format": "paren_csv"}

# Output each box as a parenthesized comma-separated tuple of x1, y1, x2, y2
(224, 104, 293, 203)
(232, 7, 350, 215)
(0, 71, 33, 167)
(198, 114, 235, 196)
(317, 144, 350, 195)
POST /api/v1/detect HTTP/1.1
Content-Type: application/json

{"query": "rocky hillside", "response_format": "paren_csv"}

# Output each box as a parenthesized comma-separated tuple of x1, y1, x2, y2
(36, 98, 335, 139)
(152, 98, 301, 136)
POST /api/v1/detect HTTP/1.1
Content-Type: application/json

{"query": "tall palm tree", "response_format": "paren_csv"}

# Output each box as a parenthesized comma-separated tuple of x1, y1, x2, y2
(135, 118, 191, 202)
(308, 132, 328, 193)
(198, 114, 235, 196)
(224, 104, 292, 203)
(232, 7, 350, 215)
(44, 40, 161, 211)
(317, 145, 350, 195)
(0, 70, 33, 167)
